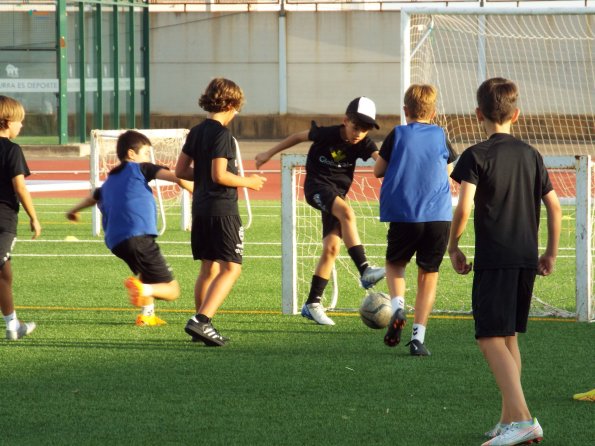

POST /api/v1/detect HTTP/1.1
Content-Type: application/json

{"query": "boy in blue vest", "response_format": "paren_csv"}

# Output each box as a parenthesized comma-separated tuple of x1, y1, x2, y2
(66, 130, 193, 326)
(0, 95, 41, 340)
(374, 84, 456, 355)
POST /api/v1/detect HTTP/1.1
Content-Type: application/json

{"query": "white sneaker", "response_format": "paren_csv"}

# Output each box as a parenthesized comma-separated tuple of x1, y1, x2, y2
(484, 423, 510, 439)
(6, 321, 36, 341)
(301, 303, 335, 326)
(360, 265, 386, 289)
(481, 418, 543, 446)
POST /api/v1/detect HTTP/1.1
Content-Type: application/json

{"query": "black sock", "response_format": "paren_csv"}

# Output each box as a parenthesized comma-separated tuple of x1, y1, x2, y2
(306, 275, 329, 305)
(348, 245, 369, 275)
(196, 313, 210, 324)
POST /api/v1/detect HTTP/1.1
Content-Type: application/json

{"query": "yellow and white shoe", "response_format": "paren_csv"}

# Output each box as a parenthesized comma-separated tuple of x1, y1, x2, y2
(573, 388, 595, 402)
(135, 314, 167, 327)
(124, 277, 152, 307)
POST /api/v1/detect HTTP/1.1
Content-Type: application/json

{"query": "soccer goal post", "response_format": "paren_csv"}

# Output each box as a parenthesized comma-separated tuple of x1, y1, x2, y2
(281, 154, 593, 321)
(90, 128, 191, 236)
(397, 5, 594, 321)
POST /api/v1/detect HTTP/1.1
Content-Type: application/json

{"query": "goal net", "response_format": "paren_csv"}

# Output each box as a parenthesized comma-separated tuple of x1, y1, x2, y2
(90, 128, 191, 236)
(282, 6, 594, 321)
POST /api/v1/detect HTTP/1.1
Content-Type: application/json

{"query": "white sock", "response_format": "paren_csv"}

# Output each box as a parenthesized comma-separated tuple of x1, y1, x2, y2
(391, 296, 405, 313)
(141, 283, 154, 297)
(3, 311, 18, 331)
(142, 304, 155, 317)
(412, 323, 426, 343)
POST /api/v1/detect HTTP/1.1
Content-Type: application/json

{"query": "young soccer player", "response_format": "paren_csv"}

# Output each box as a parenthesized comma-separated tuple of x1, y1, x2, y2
(255, 97, 385, 326)
(373, 84, 456, 356)
(448, 78, 561, 446)
(66, 130, 193, 326)
(175, 78, 266, 346)
(0, 95, 41, 340)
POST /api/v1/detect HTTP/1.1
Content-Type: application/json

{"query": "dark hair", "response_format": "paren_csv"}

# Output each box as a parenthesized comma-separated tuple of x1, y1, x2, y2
(198, 78, 245, 113)
(345, 113, 375, 131)
(476, 77, 519, 124)
(116, 130, 152, 161)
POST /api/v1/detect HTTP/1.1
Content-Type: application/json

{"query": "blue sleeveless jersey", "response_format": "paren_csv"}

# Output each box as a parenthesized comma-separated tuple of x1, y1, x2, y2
(379, 123, 452, 222)
(99, 162, 157, 249)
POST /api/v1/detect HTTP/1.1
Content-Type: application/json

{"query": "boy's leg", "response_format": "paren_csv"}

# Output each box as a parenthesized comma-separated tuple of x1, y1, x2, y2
(198, 261, 242, 318)
(0, 260, 15, 316)
(478, 336, 531, 423)
(406, 268, 438, 356)
(1, 260, 36, 340)
(330, 197, 384, 286)
(302, 231, 339, 325)
(384, 260, 407, 347)
(185, 261, 241, 346)
(195, 260, 219, 311)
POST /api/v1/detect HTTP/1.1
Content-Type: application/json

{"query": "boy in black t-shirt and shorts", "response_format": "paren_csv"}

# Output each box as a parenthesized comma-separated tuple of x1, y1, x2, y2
(256, 97, 385, 325)
(448, 78, 561, 446)
(176, 78, 266, 346)
(0, 95, 41, 340)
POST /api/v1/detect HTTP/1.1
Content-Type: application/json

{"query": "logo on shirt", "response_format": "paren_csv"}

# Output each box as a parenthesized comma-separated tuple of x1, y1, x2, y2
(330, 147, 347, 162)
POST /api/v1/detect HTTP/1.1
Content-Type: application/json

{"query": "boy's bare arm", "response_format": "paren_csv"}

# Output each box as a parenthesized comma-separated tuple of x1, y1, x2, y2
(212, 157, 267, 191)
(538, 189, 562, 276)
(255, 130, 309, 169)
(12, 175, 41, 239)
(373, 155, 387, 178)
(448, 180, 475, 274)
(156, 168, 194, 194)
(66, 195, 98, 222)
(175, 152, 194, 181)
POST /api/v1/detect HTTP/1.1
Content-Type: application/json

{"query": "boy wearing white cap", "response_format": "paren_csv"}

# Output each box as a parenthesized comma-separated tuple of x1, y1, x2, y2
(255, 97, 385, 325)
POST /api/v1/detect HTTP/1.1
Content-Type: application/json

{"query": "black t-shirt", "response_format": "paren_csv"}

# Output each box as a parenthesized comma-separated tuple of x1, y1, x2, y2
(182, 119, 238, 216)
(0, 137, 31, 229)
(304, 121, 378, 197)
(451, 133, 553, 270)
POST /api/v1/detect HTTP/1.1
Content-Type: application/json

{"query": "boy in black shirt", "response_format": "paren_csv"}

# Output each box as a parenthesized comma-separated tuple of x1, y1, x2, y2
(176, 78, 266, 345)
(0, 95, 40, 340)
(449, 78, 561, 446)
(256, 97, 385, 325)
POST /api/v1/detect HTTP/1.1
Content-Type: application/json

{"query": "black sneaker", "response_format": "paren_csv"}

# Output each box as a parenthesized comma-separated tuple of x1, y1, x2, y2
(185, 319, 227, 347)
(384, 308, 406, 347)
(406, 339, 431, 356)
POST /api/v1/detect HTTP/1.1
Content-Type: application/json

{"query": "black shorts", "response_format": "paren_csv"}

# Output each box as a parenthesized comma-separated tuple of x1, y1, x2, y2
(111, 235, 174, 284)
(0, 231, 17, 268)
(385, 222, 450, 272)
(191, 215, 243, 264)
(472, 268, 537, 338)
(306, 188, 342, 238)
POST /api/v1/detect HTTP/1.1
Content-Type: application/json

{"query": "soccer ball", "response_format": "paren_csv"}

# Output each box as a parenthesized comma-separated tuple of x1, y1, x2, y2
(359, 292, 392, 329)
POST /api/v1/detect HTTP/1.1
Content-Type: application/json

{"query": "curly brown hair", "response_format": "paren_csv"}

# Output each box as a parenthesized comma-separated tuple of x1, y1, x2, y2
(198, 78, 245, 113)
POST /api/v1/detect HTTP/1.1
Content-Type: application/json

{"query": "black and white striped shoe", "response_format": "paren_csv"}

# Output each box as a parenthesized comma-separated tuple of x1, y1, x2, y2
(185, 319, 227, 347)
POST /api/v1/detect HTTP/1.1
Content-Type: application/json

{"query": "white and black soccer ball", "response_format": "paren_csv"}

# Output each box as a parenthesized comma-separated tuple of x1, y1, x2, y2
(359, 292, 392, 329)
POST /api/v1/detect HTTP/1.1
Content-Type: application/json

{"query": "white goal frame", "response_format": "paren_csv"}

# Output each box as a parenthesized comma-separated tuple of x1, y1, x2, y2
(90, 128, 192, 236)
(281, 154, 593, 322)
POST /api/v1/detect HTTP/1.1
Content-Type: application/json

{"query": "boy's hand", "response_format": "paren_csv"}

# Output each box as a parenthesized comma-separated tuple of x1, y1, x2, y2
(248, 174, 267, 191)
(537, 254, 556, 276)
(254, 152, 270, 170)
(448, 248, 472, 274)
(30, 218, 41, 239)
(66, 211, 80, 222)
